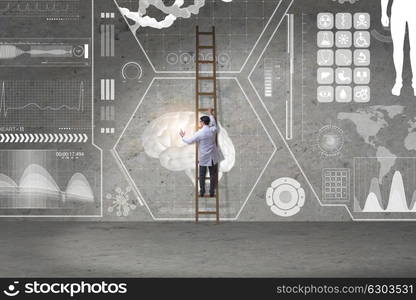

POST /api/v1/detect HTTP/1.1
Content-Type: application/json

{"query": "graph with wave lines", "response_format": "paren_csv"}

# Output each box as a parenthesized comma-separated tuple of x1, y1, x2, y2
(0, 80, 90, 127)
(354, 157, 416, 214)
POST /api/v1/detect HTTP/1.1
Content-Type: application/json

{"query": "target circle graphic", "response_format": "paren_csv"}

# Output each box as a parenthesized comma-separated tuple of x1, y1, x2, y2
(72, 45, 85, 57)
(166, 53, 179, 65)
(218, 53, 230, 65)
(180, 53, 192, 64)
(317, 124, 344, 157)
(266, 177, 305, 217)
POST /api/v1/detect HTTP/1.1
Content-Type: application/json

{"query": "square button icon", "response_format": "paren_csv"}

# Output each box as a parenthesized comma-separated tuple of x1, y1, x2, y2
(318, 13, 334, 29)
(335, 31, 352, 48)
(317, 31, 334, 48)
(317, 49, 334, 66)
(317, 67, 334, 84)
(354, 31, 371, 48)
(354, 68, 371, 84)
(336, 68, 352, 84)
(354, 86, 371, 102)
(336, 49, 352, 66)
(354, 13, 370, 30)
(336, 86, 352, 102)
(336, 31, 352, 48)
(354, 49, 370, 66)
(336, 13, 352, 29)
(317, 86, 334, 103)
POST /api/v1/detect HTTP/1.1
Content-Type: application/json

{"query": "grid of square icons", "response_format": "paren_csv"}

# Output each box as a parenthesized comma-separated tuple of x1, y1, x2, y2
(317, 12, 371, 103)
(322, 168, 350, 203)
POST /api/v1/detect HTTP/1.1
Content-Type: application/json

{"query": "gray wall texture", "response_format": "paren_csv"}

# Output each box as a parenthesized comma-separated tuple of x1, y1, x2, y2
(1, 0, 414, 221)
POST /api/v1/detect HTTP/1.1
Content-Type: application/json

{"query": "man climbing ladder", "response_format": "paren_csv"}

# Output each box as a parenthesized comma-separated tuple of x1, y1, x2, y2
(180, 26, 220, 223)
(180, 108, 219, 197)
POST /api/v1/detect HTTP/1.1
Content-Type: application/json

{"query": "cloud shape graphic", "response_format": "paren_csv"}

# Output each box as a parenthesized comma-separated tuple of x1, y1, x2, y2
(118, 0, 233, 31)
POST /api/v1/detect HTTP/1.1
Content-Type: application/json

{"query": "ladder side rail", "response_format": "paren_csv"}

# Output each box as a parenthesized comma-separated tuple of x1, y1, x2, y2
(195, 26, 200, 223)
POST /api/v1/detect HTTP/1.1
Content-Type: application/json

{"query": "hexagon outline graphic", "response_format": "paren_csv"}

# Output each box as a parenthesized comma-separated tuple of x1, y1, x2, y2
(112, 77, 277, 221)
(113, 0, 284, 74)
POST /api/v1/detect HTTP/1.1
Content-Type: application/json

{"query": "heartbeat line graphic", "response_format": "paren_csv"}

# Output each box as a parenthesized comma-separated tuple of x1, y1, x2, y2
(0, 80, 85, 118)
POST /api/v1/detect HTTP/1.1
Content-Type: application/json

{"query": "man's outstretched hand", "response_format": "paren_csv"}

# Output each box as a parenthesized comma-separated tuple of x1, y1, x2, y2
(208, 108, 215, 115)
(179, 129, 185, 138)
(381, 14, 389, 27)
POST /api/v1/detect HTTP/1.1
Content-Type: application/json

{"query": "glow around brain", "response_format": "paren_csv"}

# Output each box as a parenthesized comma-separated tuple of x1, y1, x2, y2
(118, 0, 233, 31)
(142, 111, 235, 184)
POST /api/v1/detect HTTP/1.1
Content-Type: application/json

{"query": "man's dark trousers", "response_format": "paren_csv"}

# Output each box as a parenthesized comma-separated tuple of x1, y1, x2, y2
(199, 162, 218, 196)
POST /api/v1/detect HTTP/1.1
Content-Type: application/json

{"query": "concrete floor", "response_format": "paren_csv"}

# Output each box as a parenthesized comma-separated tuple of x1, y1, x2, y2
(1, 222, 415, 277)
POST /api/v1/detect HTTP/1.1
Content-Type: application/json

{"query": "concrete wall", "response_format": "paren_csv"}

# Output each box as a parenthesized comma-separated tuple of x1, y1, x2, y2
(2, 0, 414, 221)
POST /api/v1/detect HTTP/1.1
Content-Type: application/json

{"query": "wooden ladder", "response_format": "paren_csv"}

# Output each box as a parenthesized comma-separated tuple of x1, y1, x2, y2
(195, 25, 219, 223)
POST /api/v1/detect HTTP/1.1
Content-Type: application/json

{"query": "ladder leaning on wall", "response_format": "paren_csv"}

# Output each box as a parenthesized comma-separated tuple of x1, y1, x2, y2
(194, 26, 219, 223)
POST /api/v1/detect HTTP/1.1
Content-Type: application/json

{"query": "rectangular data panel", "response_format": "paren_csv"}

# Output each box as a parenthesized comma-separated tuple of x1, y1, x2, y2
(0, 0, 101, 218)
(0, 38, 91, 67)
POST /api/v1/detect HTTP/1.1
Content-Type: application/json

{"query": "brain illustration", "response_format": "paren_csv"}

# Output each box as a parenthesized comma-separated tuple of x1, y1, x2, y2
(142, 111, 235, 184)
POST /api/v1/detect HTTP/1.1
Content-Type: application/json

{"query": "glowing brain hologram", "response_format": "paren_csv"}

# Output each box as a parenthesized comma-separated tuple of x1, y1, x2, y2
(141, 111, 235, 184)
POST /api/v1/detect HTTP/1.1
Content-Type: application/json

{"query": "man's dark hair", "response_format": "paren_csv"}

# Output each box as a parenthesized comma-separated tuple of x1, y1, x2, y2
(200, 116, 210, 125)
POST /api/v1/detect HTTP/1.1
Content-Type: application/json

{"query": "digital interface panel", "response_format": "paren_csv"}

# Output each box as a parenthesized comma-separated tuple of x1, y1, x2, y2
(3, 0, 416, 222)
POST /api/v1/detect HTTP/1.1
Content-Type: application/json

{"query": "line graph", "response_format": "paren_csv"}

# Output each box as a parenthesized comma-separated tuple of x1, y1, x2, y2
(0, 80, 85, 117)
(0, 0, 80, 19)
(0, 2, 71, 13)
(0, 80, 90, 128)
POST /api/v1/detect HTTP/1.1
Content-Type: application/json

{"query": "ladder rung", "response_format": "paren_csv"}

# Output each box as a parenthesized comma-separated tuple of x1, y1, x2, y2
(198, 60, 215, 64)
(199, 195, 217, 198)
(197, 177, 211, 179)
(198, 32, 214, 35)
(198, 45, 214, 49)
(198, 76, 215, 80)
(197, 108, 212, 112)
(197, 92, 216, 96)
(198, 211, 217, 215)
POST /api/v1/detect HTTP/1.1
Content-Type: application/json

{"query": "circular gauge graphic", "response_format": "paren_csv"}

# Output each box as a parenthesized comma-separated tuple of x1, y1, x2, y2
(121, 62, 143, 81)
(166, 53, 179, 65)
(218, 53, 230, 65)
(72, 45, 85, 57)
(266, 177, 305, 217)
(317, 124, 344, 157)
